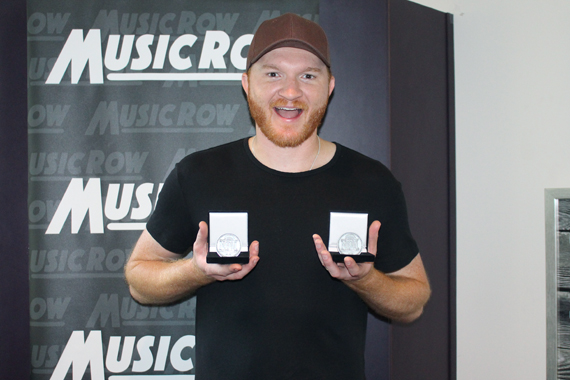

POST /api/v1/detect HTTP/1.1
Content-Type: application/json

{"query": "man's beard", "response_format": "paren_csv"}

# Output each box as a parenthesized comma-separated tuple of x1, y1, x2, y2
(247, 95, 328, 148)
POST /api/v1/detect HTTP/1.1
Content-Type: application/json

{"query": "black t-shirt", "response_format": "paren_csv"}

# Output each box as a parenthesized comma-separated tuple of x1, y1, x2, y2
(147, 138, 418, 380)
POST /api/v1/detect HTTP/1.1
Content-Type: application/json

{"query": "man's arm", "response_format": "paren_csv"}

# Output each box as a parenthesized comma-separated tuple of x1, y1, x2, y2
(125, 222, 260, 305)
(312, 221, 430, 323)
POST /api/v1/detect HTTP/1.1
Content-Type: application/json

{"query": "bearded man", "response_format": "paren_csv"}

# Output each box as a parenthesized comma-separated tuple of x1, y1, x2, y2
(125, 13, 430, 380)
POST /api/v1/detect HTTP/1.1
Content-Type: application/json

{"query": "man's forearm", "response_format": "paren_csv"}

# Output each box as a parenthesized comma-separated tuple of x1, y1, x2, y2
(125, 255, 214, 304)
(344, 266, 431, 323)
(126, 256, 214, 305)
(125, 226, 260, 305)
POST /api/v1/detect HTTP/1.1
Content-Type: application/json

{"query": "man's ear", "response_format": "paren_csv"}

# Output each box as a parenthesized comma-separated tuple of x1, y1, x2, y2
(242, 72, 249, 96)
(328, 75, 335, 96)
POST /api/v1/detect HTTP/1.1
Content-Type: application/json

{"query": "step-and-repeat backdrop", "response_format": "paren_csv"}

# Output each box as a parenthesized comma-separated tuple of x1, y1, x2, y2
(27, 1, 318, 378)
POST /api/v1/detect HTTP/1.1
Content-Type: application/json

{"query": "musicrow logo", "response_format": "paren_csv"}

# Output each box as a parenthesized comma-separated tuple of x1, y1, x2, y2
(50, 331, 195, 380)
(45, 178, 162, 234)
(45, 29, 252, 84)
(86, 295, 195, 329)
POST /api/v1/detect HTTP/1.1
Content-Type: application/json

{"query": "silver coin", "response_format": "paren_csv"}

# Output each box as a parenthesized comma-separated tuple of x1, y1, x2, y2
(216, 233, 241, 257)
(338, 232, 362, 255)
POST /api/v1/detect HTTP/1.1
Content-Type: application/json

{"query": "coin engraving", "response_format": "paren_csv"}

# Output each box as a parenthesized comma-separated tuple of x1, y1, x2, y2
(338, 232, 362, 255)
(216, 233, 241, 257)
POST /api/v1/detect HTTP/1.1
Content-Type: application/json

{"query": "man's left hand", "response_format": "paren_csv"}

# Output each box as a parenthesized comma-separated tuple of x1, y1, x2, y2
(313, 220, 381, 282)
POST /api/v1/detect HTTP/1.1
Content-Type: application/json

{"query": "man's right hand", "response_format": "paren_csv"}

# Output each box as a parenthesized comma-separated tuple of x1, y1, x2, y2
(125, 222, 260, 305)
(191, 221, 260, 282)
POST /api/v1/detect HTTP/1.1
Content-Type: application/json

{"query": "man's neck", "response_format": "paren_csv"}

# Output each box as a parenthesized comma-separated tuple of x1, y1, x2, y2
(249, 131, 336, 173)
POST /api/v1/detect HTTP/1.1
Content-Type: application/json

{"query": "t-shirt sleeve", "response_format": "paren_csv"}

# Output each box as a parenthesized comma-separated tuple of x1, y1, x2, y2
(146, 167, 196, 254)
(373, 179, 419, 274)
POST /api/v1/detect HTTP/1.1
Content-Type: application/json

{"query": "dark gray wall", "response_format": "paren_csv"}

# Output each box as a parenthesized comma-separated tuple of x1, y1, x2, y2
(1, 0, 30, 378)
(320, 0, 390, 163)
(389, 1, 455, 379)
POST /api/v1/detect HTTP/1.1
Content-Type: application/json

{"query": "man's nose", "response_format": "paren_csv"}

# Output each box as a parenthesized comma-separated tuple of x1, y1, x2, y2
(278, 77, 302, 100)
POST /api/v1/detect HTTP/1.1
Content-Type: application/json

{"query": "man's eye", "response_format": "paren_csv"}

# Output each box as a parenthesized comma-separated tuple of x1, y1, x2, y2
(267, 72, 278, 77)
(303, 74, 315, 79)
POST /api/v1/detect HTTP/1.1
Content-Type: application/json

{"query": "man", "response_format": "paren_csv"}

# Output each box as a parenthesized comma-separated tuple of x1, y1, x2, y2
(125, 13, 430, 380)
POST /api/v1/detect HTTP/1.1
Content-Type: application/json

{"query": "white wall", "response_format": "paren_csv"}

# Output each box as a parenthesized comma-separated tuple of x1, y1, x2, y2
(409, 0, 570, 379)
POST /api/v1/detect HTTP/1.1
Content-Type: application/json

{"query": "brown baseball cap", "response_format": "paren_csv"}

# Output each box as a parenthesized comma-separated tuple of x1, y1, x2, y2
(246, 13, 330, 71)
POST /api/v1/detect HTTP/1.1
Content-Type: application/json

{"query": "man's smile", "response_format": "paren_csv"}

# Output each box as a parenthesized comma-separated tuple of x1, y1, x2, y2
(274, 106, 303, 119)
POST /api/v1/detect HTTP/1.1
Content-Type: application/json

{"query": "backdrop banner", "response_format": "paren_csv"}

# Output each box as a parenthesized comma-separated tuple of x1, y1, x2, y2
(27, 1, 318, 379)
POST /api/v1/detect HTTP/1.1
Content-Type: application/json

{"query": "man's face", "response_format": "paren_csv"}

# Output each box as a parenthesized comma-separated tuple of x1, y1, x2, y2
(242, 47, 335, 148)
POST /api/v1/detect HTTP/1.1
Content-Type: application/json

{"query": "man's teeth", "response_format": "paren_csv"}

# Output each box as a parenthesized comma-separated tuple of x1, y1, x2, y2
(276, 107, 298, 111)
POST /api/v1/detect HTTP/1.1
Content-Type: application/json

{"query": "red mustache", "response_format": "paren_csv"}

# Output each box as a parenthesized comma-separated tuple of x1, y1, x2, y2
(270, 99, 308, 110)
